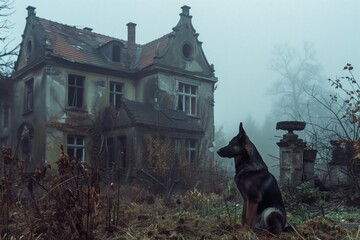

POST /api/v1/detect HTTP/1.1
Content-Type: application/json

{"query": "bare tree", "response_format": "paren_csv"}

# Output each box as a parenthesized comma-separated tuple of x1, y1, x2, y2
(270, 42, 323, 120)
(0, 0, 18, 77)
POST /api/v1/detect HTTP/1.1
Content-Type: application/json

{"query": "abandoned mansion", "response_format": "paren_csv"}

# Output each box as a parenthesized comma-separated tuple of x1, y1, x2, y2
(0, 6, 217, 178)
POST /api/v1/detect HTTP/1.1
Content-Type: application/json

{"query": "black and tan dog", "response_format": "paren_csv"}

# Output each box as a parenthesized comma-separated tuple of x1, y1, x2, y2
(217, 122, 287, 234)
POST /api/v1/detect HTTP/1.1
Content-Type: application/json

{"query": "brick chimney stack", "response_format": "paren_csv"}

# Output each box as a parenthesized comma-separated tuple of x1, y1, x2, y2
(127, 22, 136, 67)
(127, 22, 136, 48)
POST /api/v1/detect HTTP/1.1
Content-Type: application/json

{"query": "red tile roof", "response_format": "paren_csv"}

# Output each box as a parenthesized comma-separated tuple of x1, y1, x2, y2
(137, 34, 172, 70)
(37, 17, 172, 71)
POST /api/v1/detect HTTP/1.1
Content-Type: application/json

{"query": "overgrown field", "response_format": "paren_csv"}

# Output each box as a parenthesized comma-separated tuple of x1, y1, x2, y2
(91, 187, 360, 240)
(0, 147, 359, 239)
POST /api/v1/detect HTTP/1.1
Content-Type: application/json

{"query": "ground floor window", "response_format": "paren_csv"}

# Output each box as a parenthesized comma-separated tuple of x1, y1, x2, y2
(185, 139, 197, 164)
(67, 135, 85, 161)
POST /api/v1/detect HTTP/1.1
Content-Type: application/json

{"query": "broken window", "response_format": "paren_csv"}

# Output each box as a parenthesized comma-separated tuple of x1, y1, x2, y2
(3, 105, 9, 128)
(24, 79, 33, 112)
(178, 82, 197, 116)
(185, 139, 197, 164)
(67, 135, 85, 161)
(109, 81, 124, 108)
(68, 74, 84, 108)
(112, 44, 121, 62)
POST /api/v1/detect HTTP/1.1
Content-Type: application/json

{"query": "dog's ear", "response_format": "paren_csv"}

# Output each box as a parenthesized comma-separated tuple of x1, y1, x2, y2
(239, 122, 244, 135)
(239, 122, 250, 145)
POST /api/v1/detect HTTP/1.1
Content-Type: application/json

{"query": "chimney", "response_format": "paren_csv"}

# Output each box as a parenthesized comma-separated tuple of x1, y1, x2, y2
(26, 6, 36, 18)
(127, 22, 136, 47)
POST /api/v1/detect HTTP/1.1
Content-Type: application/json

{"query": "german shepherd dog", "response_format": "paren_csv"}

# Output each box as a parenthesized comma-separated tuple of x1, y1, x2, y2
(217, 122, 286, 234)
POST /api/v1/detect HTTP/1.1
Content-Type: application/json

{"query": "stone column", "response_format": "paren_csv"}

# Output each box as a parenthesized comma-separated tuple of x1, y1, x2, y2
(303, 149, 317, 184)
(276, 121, 306, 188)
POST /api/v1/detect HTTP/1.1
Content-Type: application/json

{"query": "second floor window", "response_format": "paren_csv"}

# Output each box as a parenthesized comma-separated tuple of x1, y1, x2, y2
(178, 82, 197, 116)
(68, 74, 84, 108)
(24, 79, 33, 112)
(109, 81, 124, 108)
(67, 135, 85, 161)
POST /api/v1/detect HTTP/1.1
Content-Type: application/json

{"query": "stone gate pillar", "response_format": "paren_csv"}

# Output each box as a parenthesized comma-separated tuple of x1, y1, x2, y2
(303, 149, 317, 184)
(276, 121, 306, 187)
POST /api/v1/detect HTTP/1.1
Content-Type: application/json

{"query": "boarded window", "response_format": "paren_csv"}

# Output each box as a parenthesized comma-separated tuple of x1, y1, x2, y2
(68, 74, 84, 108)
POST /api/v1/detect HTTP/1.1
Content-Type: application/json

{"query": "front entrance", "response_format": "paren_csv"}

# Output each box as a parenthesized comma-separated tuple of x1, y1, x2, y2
(106, 136, 127, 181)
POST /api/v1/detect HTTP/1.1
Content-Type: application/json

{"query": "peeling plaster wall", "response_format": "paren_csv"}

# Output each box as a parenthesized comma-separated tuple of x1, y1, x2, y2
(44, 64, 136, 168)
(45, 65, 136, 121)
(45, 130, 63, 166)
(137, 72, 215, 166)
(9, 67, 46, 171)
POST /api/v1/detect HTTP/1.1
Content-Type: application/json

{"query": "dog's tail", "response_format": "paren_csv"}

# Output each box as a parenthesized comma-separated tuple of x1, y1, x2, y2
(257, 207, 286, 234)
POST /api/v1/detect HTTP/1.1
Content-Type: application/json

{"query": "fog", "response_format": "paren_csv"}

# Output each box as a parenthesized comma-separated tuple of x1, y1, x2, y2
(8, 0, 360, 151)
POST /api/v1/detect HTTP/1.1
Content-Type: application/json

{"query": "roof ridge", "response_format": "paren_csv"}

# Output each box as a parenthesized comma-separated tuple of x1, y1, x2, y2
(142, 33, 172, 47)
(36, 16, 126, 43)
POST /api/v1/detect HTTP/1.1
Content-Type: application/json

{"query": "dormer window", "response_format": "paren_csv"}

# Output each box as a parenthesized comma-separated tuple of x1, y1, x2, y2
(99, 41, 123, 63)
(112, 44, 121, 62)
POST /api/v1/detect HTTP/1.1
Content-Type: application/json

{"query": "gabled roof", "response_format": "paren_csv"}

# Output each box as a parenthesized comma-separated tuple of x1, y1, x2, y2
(137, 34, 172, 70)
(36, 17, 171, 71)
(15, 5, 216, 80)
(123, 100, 203, 133)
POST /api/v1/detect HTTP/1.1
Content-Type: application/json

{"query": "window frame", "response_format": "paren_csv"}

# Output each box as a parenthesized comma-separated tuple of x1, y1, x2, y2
(178, 82, 198, 116)
(24, 78, 34, 113)
(67, 135, 86, 161)
(185, 139, 197, 164)
(109, 81, 124, 108)
(67, 74, 85, 109)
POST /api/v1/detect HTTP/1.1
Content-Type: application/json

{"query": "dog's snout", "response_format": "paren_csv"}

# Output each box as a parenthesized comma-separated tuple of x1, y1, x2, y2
(217, 147, 227, 158)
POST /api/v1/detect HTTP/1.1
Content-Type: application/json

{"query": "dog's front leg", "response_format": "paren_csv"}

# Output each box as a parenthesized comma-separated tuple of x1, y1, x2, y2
(244, 201, 258, 228)
(241, 198, 247, 225)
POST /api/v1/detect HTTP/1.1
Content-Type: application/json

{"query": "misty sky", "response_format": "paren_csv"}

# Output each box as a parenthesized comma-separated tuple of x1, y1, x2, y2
(7, 0, 360, 137)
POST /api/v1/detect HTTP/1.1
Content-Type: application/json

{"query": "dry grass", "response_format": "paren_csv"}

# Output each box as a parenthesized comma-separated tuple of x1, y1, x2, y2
(0, 147, 359, 239)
